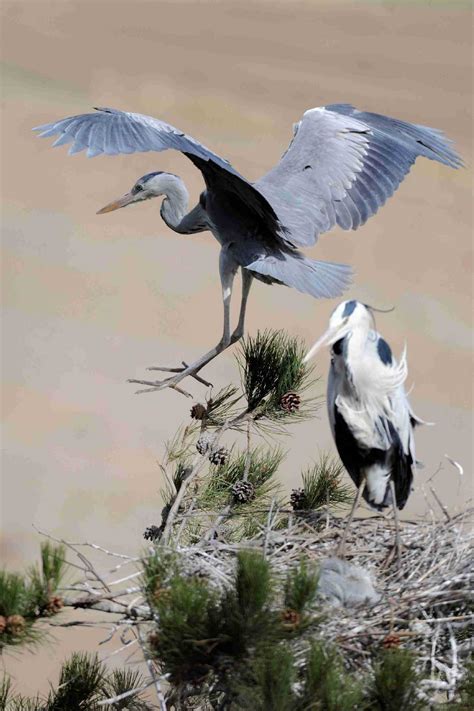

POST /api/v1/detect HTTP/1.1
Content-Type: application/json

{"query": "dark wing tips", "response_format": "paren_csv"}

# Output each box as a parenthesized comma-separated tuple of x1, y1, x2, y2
(411, 123, 464, 169)
(327, 103, 463, 169)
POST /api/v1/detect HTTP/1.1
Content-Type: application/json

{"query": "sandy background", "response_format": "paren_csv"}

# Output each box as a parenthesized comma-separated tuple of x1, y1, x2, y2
(1, 0, 472, 697)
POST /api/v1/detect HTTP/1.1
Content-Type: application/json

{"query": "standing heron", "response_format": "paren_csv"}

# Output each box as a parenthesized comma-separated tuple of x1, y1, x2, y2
(34, 104, 461, 392)
(304, 300, 428, 561)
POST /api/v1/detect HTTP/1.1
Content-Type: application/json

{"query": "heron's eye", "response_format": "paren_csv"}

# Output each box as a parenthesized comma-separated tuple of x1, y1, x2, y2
(134, 185, 144, 193)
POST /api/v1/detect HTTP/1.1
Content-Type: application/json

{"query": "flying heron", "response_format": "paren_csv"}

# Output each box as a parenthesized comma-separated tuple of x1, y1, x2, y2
(304, 300, 429, 562)
(34, 104, 461, 393)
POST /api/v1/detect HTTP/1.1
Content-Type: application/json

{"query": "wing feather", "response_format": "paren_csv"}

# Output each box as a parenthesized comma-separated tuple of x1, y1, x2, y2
(256, 103, 462, 247)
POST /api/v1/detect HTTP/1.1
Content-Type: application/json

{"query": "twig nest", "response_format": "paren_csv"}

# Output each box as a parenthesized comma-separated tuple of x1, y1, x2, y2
(231, 480, 256, 504)
(45, 596, 64, 615)
(280, 391, 301, 413)
(190, 403, 207, 421)
(290, 488, 308, 511)
(6, 614, 26, 636)
(209, 447, 229, 466)
(196, 433, 214, 455)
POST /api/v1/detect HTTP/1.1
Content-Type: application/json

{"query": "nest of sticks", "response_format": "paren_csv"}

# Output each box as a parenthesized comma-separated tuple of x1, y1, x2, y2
(160, 501, 473, 702)
(45, 499, 473, 707)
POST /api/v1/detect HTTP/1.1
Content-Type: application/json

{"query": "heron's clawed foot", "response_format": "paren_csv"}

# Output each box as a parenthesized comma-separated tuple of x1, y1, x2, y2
(127, 338, 237, 396)
(128, 361, 213, 397)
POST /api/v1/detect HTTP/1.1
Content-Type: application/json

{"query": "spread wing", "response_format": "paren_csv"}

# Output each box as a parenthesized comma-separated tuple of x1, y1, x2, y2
(256, 103, 462, 248)
(34, 107, 284, 244)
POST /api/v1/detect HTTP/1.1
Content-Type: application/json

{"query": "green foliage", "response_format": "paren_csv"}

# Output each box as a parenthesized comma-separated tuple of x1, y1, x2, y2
(205, 385, 242, 424)
(102, 668, 151, 710)
(284, 558, 319, 615)
(46, 653, 105, 710)
(27, 542, 67, 617)
(237, 330, 315, 418)
(0, 571, 28, 618)
(220, 551, 274, 657)
(457, 659, 474, 709)
(299, 454, 353, 510)
(152, 573, 221, 683)
(165, 424, 198, 464)
(367, 648, 424, 711)
(0, 543, 66, 648)
(3, 654, 153, 711)
(142, 548, 177, 602)
(199, 446, 283, 509)
(254, 645, 295, 711)
(1, 675, 12, 710)
(299, 642, 364, 711)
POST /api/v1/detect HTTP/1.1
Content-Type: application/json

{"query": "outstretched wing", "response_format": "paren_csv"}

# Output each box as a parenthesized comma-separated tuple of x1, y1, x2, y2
(34, 107, 284, 244)
(256, 103, 462, 248)
(34, 106, 238, 167)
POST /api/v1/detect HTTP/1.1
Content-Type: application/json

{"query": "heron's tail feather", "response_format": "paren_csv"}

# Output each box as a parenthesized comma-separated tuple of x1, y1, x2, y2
(246, 254, 352, 299)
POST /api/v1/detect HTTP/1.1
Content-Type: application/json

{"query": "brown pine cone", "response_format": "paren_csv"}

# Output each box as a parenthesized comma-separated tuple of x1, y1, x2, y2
(280, 392, 301, 413)
(196, 433, 214, 455)
(45, 596, 64, 615)
(382, 632, 401, 649)
(231, 480, 256, 504)
(190, 403, 207, 420)
(6, 614, 26, 636)
(0, 616, 6, 635)
(290, 488, 308, 511)
(209, 447, 229, 466)
(281, 609, 301, 628)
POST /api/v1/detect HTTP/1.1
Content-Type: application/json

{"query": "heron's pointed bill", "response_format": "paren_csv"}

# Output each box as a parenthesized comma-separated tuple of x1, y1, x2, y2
(304, 322, 349, 363)
(97, 192, 135, 214)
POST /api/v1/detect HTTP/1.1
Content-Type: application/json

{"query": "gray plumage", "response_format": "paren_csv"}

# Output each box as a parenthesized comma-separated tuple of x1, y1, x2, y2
(34, 105, 461, 387)
(317, 557, 380, 607)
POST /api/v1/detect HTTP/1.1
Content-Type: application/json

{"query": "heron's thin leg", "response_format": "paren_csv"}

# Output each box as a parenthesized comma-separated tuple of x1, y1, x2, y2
(231, 269, 253, 343)
(390, 479, 402, 565)
(336, 476, 366, 558)
(129, 252, 239, 395)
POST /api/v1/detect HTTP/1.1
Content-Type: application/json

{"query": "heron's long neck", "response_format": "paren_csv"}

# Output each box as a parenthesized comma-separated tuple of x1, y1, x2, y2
(159, 177, 190, 232)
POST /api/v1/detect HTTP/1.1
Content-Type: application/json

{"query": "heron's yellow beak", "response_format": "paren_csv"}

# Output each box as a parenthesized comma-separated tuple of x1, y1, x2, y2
(97, 192, 135, 214)
(304, 321, 348, 363)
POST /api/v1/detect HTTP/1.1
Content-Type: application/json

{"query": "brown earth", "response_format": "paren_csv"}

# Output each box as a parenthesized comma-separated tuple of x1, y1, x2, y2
(1, 0, 472, 697)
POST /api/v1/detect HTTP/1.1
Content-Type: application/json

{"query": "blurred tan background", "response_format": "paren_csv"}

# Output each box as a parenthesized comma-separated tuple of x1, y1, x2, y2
(1, 0, 472, 696)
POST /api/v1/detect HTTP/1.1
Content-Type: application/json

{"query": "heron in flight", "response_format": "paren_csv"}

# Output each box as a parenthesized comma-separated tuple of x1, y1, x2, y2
(34, 104, 461, 393)
(304, 300, 429, 562)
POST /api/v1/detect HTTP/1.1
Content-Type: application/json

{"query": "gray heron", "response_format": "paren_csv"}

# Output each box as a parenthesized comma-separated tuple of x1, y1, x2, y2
(304, 299, 429, 561)
(34, 104, 461, 393)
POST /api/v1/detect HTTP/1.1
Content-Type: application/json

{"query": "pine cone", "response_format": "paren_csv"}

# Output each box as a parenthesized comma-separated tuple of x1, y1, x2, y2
(190, 403, 207, 421)
(196, 433, 214, 455)
(231, 480, 256, 503)
(6, 614, 26, 636)
(209, 446, 229, 466)
(280, 391, 301, 412)
(290, 488, 308, 511)
(0, 616, 6, 635)
(281, 609, 301, 628)
(45, 596, 64, 615)
(144, 525, 161, 542)
(383, 632, 401, 649)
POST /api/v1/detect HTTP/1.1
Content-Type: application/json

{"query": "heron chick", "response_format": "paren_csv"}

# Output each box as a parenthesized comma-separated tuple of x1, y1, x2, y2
(304, 300, 429, 562)
(34, 104, 461, 394)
